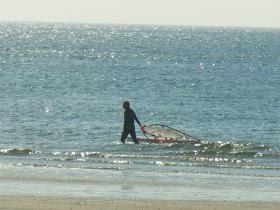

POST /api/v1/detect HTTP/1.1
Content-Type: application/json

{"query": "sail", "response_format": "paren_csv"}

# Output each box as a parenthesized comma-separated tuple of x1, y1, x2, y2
(142, 124, 201, 143)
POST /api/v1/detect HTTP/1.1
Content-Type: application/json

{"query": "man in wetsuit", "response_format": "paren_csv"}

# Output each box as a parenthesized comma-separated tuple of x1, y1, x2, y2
(121, 101, 143, 144)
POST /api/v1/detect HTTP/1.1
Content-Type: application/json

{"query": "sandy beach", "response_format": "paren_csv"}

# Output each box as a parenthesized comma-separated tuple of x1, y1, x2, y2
(0, 196, 279, 210)
(1, 166, 280, 210)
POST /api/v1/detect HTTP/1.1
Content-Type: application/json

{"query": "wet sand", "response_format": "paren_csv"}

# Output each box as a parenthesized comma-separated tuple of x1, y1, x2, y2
(0, 196, 279, 210)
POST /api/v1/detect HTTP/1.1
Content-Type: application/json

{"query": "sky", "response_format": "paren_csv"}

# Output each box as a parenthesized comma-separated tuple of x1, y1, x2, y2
(0, 0, 280, 28)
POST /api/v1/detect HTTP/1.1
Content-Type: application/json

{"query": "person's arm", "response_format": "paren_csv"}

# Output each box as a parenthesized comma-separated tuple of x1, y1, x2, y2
(134, 113, 142, 127)
(135, 116, 141, 127)
(134, 113, 146, 133)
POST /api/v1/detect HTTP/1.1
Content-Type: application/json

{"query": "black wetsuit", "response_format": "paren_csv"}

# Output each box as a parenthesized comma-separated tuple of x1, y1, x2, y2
(121, 108, 141, 143)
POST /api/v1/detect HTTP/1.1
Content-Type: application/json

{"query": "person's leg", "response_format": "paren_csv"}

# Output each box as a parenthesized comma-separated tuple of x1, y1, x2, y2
(121, 129, 129, 143)
(130, 129, 139, 144)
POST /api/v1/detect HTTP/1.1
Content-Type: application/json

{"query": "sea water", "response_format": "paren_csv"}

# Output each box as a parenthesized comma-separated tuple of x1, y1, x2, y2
(0, 22, 280, 201)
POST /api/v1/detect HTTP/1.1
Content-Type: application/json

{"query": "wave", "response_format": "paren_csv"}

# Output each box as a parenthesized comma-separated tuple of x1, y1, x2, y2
(1, 140, 279, 161)
(51, 151, 102, 157)
(167, 140, 280, 159)
(0, 148, 37, 156)
(1, 144, 279, 178)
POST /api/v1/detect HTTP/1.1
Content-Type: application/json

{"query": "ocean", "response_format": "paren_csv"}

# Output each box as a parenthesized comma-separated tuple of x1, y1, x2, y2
(0, 22, 280, 201)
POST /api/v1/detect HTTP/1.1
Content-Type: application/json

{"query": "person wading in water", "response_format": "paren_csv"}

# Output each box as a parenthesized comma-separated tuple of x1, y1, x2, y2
(121, 101, 144, 144)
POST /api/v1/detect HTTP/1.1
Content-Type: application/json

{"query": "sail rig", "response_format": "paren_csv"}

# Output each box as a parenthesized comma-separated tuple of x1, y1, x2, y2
(138, 124, 201, 144)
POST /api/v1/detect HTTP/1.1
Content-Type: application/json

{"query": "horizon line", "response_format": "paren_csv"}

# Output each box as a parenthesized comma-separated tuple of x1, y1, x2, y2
(1, 19, 280, 30)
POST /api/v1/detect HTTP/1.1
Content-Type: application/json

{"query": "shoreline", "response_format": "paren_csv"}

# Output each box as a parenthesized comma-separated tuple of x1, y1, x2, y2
(0, 196, 279, 210)
(1, 166, 280, 202)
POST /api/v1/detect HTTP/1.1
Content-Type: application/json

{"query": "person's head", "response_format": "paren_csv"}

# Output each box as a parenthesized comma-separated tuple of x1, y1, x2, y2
(123, 101, 130, 110)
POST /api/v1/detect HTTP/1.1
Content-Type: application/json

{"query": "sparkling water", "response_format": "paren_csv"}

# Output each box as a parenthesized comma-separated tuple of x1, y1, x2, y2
(0, 22, 280, 200)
